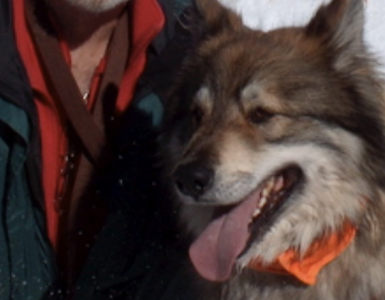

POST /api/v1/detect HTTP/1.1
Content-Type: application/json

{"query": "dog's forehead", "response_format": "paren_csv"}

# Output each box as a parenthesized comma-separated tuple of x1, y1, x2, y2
(198, 30, 329, 97)
(201, 29, 306, 70)
(195, 54, 335, 114)
(239, 82, 282, 110)
(187, 27, 374, 122)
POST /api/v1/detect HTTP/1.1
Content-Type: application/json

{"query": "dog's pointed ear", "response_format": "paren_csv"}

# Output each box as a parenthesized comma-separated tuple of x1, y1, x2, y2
(305, 0, 365, 70)
(195, 0, 244, 35)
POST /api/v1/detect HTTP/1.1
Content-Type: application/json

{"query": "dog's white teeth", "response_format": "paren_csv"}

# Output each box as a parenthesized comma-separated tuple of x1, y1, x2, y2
(250, 175, 285, 224)
(251, 196, 267, 222)
(259, 196, 267, 208)
(252, 208, 261, 218)
(262, 177, 275, 198)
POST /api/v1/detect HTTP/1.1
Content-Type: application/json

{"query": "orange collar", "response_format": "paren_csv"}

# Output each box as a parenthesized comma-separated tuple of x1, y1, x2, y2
(248, 221, 357, 285)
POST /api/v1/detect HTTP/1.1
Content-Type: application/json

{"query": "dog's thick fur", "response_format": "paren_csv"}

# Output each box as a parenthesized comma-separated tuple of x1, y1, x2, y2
(161, 0, 385, 299)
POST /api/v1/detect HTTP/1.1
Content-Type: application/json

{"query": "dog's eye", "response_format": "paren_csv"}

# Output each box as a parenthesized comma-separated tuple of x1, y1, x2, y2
(192, 106, 204, 125)
(248, 108, 273, 124)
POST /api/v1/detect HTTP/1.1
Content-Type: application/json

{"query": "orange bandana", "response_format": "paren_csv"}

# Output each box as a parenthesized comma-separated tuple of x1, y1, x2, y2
(248, 221, 357, 285)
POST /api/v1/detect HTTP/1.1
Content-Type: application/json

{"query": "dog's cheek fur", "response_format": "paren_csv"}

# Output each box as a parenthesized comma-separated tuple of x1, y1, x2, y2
(238, 128, 370, 265)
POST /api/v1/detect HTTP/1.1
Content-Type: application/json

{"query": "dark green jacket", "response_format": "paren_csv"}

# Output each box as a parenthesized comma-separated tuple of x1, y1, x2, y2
(0, 1, 55, 298)
(0, 0, 200, 299)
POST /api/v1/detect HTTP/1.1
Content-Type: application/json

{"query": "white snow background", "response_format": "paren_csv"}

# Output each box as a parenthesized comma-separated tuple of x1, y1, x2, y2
(217, 0, 385, 74)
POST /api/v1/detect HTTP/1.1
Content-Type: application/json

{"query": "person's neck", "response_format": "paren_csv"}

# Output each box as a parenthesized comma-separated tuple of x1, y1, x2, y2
(47, 0, 126, 50)
(46, 0, 127, 96)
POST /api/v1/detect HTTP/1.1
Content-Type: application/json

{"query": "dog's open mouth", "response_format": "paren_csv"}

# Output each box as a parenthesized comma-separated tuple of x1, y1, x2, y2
(189, 166, 302, 282)
(247, 166, 302, 239)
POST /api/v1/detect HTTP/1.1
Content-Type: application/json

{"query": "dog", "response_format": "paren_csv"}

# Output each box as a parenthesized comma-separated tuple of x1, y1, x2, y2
(161, 0, 385, 299)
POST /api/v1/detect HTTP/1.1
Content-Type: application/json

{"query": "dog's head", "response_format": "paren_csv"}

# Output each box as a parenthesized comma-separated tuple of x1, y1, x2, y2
(162, 0, 385, 283)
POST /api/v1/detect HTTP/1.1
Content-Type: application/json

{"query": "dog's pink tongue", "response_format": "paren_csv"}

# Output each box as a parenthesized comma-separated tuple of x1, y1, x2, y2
(189, 188, 262, 282)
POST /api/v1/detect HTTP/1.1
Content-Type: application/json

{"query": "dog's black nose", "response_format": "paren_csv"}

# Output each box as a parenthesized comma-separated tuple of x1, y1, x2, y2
(174, 162, 214, 199)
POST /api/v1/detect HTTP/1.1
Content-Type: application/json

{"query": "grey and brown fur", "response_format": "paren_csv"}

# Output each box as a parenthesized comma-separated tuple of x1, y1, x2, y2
(161, 0, 385, 299)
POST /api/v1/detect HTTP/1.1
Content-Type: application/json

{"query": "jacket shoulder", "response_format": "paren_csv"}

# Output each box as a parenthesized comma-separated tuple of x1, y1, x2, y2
(0, 0, 12, 34)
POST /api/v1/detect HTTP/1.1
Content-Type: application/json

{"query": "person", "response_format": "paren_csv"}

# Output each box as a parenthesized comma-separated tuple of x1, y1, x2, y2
(0, 0, 201, 299)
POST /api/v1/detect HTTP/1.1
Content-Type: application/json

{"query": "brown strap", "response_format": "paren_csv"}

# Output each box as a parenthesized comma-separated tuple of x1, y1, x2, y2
(25, 0, 111, 166)
(92, 10, 129, 137)
(66, 12, 130, 274)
